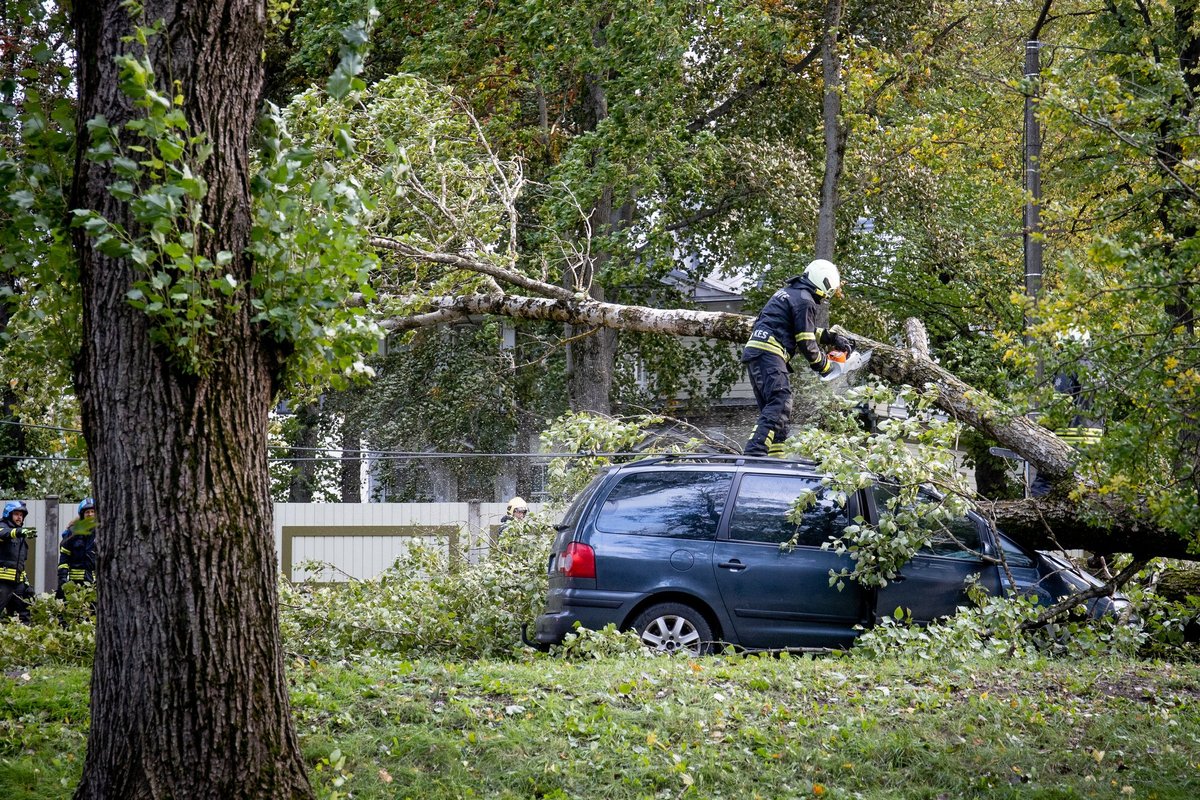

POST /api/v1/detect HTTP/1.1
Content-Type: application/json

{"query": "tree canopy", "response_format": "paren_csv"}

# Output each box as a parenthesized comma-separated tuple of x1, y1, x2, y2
(0, 1, 1198, 792)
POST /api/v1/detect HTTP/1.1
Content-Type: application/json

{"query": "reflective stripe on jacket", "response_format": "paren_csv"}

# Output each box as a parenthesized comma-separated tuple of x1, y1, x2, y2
(58, 530, 97, 586)
(0, 520, 29, 583)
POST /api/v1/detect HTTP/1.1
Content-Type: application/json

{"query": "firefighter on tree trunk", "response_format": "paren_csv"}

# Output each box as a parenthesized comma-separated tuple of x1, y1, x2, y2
(741, 259, 854, 457)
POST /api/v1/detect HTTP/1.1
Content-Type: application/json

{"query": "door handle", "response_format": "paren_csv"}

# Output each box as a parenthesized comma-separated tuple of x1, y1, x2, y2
(718, 560, 747, 572)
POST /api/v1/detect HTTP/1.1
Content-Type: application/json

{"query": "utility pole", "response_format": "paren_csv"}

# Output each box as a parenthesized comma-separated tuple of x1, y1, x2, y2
(1023, 38, 1043, 333)
(1022, 33, 1047, 498)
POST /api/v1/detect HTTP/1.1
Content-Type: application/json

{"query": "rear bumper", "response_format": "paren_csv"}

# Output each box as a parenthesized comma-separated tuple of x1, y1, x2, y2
(528, 589, 641, 646)
(520, 622, 550, 651)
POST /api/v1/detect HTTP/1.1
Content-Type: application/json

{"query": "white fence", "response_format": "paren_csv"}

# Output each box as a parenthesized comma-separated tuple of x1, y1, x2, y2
(5, 499, 542, 594)
(275, 501, 543, 582)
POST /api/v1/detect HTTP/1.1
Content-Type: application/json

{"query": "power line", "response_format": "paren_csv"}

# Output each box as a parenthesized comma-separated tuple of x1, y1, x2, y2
(0, 419, 83, 434)
(0, 420, 674, 460)
(0, 451, 658, 463)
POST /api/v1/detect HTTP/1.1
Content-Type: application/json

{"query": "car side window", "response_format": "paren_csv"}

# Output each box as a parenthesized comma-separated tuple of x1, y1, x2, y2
(726, 475, 848, 547)
(872, 483, 984, 560)
(594, 471, 732, 540)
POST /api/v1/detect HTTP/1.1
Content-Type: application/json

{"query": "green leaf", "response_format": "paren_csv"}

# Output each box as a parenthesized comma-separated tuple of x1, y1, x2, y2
(335, 127, 355, 157)
(8, 190, 34, 209)
(108, 181, 136, 201)
(157, 137, 184, 162)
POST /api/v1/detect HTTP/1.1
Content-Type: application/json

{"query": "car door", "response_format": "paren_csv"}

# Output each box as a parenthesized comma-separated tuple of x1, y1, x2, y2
(872, 485, 1003, 623)
(711, 473, 866, 649)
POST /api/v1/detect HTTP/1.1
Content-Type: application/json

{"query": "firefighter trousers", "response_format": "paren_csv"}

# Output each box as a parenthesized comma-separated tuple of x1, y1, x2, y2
(744, 353, 792, 457)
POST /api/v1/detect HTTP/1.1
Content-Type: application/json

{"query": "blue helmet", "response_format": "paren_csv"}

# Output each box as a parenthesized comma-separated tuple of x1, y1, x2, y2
(2, 500, 28, 522)
(78, 497, 95, 515)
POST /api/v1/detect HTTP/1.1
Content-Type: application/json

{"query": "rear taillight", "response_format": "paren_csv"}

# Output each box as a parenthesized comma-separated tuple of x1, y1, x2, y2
(557, 542, 596, 579)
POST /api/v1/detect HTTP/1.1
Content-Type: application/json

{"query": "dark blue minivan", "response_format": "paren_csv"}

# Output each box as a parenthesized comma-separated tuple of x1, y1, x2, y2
(528, 454, 1123, 654)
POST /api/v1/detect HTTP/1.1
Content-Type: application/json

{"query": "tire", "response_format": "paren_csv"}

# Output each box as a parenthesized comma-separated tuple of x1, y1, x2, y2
(631, 602, 713, 656)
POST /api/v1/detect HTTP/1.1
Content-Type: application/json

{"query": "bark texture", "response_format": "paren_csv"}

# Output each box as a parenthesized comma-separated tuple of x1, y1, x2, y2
(815, 0, 846, 264)
(565, 17, 622, 415)
(982, 497, 1194, 560)
(71, 3, 311, 798)
(287, 402, 322, 503)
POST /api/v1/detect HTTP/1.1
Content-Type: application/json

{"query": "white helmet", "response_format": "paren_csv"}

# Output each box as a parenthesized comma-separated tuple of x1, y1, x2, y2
(803, 259, 840, 297)
(507, 496, 528, 515)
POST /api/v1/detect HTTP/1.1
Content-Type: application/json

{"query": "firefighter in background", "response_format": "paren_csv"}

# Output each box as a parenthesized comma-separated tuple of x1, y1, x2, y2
(1050, 370, 1104, 448)
(57, 497, 97, 599)
(1032, 330, 1104, 497)
(499, 496, 528, 536)
(741, 259, 855, 457)
(0, 500, 36, 624)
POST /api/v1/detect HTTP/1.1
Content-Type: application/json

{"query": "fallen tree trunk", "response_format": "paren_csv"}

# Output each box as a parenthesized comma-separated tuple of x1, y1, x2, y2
(383, 294, 1075, 476)
(981, 497, 1194, 560)
(376, 291, 1195, 562)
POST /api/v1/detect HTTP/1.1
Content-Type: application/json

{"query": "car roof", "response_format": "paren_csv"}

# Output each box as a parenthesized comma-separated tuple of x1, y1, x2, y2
(613, 453, 820, 475)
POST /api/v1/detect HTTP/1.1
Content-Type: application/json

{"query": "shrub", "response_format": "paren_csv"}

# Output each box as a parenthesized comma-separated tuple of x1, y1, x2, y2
(0, 586, 96, 671)
(280, 515, 554, 661)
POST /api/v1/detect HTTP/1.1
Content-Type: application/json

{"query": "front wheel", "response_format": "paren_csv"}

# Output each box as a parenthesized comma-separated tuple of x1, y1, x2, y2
(632, 603, 713, 656)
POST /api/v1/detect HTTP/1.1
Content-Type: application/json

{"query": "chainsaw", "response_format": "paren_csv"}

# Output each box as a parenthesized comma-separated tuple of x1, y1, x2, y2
(819, 348, 872, 382)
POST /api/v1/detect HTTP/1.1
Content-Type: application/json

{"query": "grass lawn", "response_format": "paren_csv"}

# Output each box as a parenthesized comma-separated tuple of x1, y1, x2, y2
(2, 654, 1199, 799)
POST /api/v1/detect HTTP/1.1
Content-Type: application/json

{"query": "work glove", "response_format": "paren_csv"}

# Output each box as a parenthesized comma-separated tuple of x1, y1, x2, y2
(18, 527, 37, 539)
(819, 359, 846, 382)
(829, 332, 855, 354)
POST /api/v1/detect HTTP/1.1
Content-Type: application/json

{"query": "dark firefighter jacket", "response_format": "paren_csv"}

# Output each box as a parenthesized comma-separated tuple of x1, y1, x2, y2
(58, 527, 97, 587)
(0, 519, 31, 584)
(1052, 371, 1103, 446)
(741, 276, 837, 375)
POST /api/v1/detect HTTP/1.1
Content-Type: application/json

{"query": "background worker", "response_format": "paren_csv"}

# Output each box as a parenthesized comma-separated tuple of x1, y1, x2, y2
(58, 497, 98, 599)
(742, 259, 854, 457)
(0, 500, 36, 623)
(499, 496, 528, 536)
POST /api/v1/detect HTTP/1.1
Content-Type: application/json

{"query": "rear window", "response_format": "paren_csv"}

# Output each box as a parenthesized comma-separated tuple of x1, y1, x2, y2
(594, 470, 732, 540)
(726, 474, 848, 547)
(557, 471, 610, 533)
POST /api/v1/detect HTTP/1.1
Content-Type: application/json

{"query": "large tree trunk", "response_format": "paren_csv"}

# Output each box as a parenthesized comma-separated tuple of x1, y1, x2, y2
(340, 414, 362, 503)
(814, 0, 847, 332)
(563, 17, 621, 415)
(287, 401, 322, 503)
(815, 0, 846, 264)
(71, 2, 312, 798)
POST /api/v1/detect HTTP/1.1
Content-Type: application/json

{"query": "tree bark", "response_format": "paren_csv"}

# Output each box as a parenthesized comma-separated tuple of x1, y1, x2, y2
(981, 496, 1193, 560)
(814, 0, 847, 333)
(340, 414, 362, 503)
(71, 2, 311, 798)
(565, 18, 620, 415)
(287, 401, 321, 503)
(815, 0, 846, 264)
